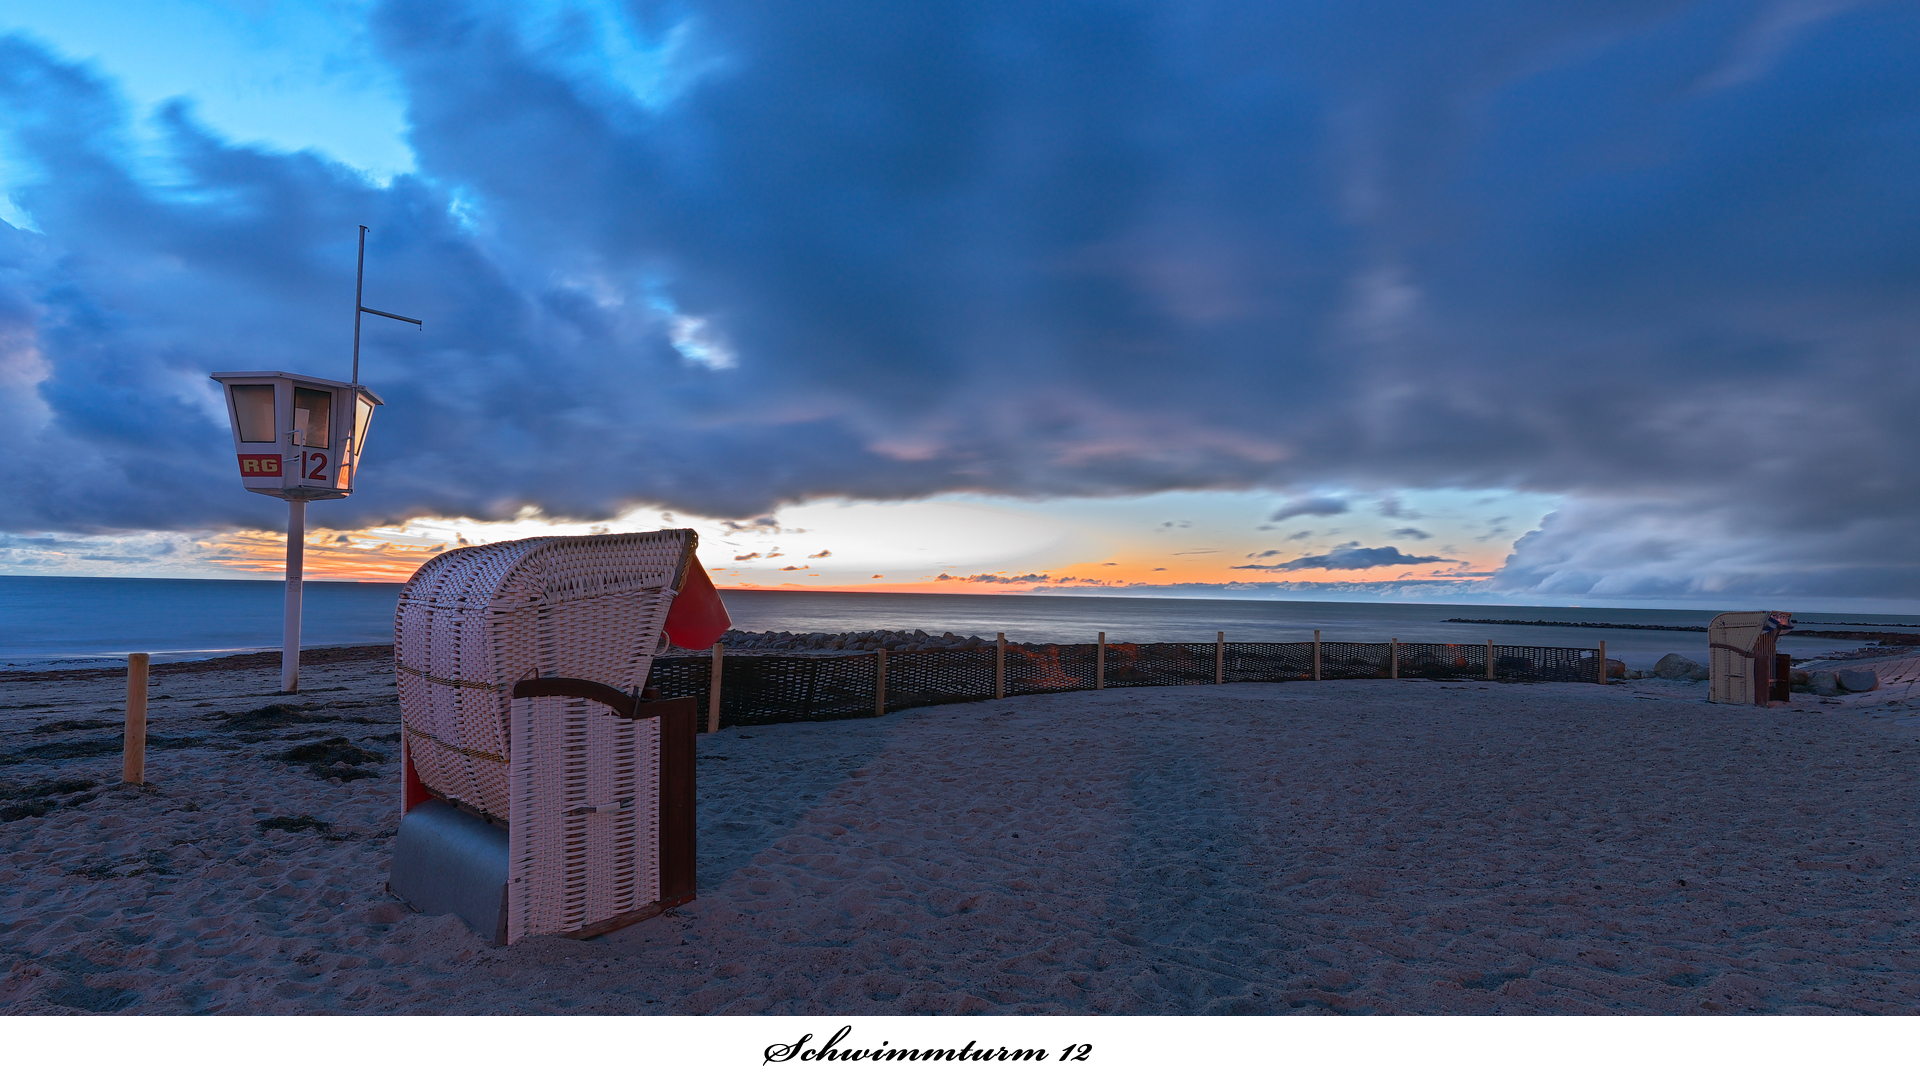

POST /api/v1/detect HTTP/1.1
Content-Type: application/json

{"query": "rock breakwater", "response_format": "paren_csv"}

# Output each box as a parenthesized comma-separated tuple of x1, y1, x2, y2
(703, 628, 995, 653)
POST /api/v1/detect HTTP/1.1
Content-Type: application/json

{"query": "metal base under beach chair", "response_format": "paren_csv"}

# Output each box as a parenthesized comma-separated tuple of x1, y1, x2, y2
(388, 800, 510, 944)
(389, 686, 697, 944)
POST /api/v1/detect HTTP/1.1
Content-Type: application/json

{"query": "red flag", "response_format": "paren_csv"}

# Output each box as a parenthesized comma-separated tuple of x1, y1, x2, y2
(664, 560, 731, 649)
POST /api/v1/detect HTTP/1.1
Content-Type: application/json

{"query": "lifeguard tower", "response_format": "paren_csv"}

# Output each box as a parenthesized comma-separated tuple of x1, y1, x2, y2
(209, 225, 413, 691)
(210, 370, 383, 692)
(387, 529, 730, 944)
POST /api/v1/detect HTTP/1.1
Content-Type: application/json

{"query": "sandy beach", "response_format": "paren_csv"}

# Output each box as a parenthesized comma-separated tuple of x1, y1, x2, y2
(3, 649, 1917, 1015)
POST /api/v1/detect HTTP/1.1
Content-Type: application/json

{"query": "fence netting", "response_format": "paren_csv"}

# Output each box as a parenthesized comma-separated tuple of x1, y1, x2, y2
(643, 640, 1605, 729)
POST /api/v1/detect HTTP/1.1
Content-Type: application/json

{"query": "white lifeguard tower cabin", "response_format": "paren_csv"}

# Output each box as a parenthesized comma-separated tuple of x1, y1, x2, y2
(209, 370, 385, 692)
(209, 371, 382, 500)
(1708, 611, 1792, 706)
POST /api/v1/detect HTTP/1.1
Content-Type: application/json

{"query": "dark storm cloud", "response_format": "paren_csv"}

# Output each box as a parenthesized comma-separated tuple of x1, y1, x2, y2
(935, 572, 1051, 584)
(1269, 496, 1350, 522)
(2, 1, 1919, 600)
(1234, 543, 1453, 572)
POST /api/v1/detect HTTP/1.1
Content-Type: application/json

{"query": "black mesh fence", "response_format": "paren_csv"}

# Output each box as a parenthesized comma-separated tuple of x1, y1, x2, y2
(1318, 641, 1393, 680)
(1490, 645, 1607, 683)
(1101, 642, 1216, 687)
(1395, 642, 1486, 681)
(1004, 643, 1101, 695)
(1222, 642, 1315, 682)
(645, 652, 881, 727)
(884, 647, 997, 711)
(646, 640, 1604, 729)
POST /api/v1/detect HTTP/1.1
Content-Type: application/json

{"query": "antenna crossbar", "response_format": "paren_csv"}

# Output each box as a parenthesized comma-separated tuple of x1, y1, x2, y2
(360, 305, 422, 326)
(351, 225, 421, 388)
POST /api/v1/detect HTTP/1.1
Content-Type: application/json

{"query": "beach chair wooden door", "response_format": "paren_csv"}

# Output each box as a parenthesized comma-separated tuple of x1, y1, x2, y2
(507, 680, 697, 941)
(1709, 611, 1789, 706)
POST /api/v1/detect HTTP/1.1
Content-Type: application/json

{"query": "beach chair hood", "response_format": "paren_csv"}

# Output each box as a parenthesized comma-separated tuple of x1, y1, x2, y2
(394, 528, 726, 821)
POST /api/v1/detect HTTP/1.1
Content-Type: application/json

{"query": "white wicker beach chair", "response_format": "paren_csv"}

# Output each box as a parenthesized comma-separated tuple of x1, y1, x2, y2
(387, 529, 729, 943)
(1708, 611, 1791, 706)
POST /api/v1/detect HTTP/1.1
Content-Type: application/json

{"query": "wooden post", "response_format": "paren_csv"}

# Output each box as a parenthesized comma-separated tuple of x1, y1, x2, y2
(1214, 631, 1225, 685)
(1391, 638, 1399, 680)
(1312, 629, 1321, 682)
(706, 642, 723, 733)
(1598, 640, 1607, 685)
(1096, 632, 1105, 690)
(1486, 639, 1496, 682)
(995, 632, 1006, 699)
(122, 653, 149, 785)
(875, 648, 888, 717)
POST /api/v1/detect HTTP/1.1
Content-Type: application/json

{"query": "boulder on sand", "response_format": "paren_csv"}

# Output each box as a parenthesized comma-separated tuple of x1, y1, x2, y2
(1837, 669, 1881, 693)
(1653, 653, 1709, 681)
(1808, 671, 1839, 696)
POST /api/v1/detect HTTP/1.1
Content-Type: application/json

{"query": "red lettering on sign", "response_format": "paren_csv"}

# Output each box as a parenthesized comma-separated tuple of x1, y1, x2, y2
(237, 454, 281, 477)
(304, 452, 329, 482)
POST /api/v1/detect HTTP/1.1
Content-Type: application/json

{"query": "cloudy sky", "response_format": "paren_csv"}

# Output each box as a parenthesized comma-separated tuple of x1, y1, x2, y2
(0, 0, 1915, 609)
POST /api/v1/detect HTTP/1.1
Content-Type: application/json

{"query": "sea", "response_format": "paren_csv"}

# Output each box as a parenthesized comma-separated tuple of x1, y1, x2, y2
(3, 575, 1915, 671)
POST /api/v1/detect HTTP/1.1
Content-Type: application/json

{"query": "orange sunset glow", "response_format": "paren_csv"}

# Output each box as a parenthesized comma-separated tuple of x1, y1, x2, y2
(183, 489, 1522, 595)
(201, 528, 448, 581)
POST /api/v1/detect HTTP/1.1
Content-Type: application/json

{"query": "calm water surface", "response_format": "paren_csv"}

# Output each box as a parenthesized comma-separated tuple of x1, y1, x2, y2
(2, 575, 1906, 669)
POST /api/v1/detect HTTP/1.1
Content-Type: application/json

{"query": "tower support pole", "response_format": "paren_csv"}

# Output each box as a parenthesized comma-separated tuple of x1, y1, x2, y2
(283, 499, 306, 693)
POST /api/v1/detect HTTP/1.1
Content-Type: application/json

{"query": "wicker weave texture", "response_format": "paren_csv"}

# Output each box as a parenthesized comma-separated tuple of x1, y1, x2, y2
(395, 529, 693, 820)
(506, 696, 659, 942)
